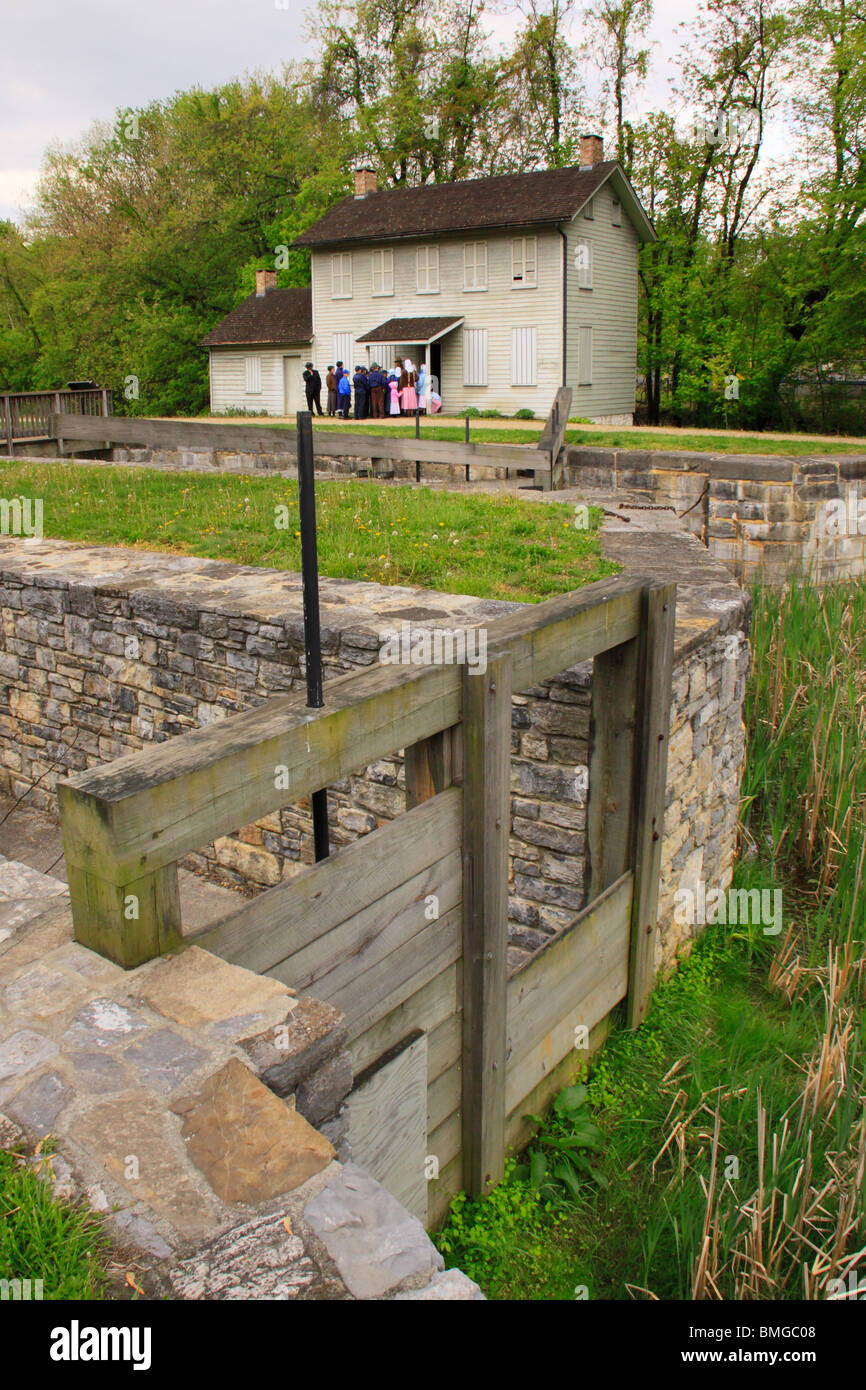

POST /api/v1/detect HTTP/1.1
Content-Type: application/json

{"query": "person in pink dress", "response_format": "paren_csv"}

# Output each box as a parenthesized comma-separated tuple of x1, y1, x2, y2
(399, 359, 418, 415)
(388, 377, 401, 415)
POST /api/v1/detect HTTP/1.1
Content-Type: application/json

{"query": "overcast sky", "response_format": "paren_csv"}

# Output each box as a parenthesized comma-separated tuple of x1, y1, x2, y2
(0, 0, 707, 223)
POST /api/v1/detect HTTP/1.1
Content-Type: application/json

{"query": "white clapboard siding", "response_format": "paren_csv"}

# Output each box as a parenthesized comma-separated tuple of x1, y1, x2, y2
(463, 328, 488, 386)
(565, 179, 640, 418)
(578, 325, 593, 386)
(310, 227, 564, 415)
(209, 346, 310, 416)
(510, 326, 537, 386)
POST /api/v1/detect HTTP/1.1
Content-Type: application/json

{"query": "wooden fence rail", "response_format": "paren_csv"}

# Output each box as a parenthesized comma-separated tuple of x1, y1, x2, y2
(49, 412, 554, 486)
(56, 571, 675, 1218)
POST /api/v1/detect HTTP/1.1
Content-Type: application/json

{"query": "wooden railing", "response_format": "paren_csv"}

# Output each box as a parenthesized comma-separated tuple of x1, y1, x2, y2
(49, 411, 558, 485)
(56, 572, 675, 1213)
(536, 385, 573, 490)
(3, 389, 112, 454)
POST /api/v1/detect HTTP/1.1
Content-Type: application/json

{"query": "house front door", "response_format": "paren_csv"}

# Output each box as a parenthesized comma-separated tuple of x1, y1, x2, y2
(282, 355, 302, 416)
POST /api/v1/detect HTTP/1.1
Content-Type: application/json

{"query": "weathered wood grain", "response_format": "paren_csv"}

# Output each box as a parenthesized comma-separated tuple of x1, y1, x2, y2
(188, 787, 460, 973)
(461, 652, 512, 1197)
(506, 871, 632, 1070)
(347, 1031, 429, 1223)
(626, 581, 676, 1027)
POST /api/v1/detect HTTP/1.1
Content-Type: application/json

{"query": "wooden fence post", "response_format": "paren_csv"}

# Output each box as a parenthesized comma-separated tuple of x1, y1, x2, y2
(57, 785, 182, 969)
(405, 728, 456, 807)
(461, 651, 512, 1196)
(3, 396, 13, 457)
(626, 581, 675, 1027)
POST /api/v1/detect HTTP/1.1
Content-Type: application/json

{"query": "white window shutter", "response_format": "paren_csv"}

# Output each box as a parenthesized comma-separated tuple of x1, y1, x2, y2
(574, 237, 593, 289)
(245, 355, 262, 394)
(463, 328, 488, 386)
(333, 333, 354, 369)
(510, 327, 537, 386)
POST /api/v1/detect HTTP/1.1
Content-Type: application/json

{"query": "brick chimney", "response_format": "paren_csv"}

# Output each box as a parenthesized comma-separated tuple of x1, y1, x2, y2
(255, 268, 277, 297)
(354, 167, 378, 199)
(579, 133, 604, 168)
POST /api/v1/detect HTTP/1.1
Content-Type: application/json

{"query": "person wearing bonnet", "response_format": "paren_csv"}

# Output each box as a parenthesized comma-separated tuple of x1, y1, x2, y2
(399, 359, 418, 415)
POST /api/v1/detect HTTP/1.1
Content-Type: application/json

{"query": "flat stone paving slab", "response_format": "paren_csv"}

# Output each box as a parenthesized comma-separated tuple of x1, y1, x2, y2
(171, 1058, 335, 1204)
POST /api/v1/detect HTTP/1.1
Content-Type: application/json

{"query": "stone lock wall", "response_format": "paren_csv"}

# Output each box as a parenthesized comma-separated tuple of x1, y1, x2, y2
(0, 539, 749, 971)
(565, 446, 866, 586)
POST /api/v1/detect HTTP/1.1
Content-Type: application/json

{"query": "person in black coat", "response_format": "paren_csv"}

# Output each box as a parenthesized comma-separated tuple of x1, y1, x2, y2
(302, 362, 323, 415)
(352, 366, 369, 421)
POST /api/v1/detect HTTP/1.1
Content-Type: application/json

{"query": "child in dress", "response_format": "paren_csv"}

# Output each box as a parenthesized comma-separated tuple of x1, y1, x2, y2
(388, 377, 401, 416)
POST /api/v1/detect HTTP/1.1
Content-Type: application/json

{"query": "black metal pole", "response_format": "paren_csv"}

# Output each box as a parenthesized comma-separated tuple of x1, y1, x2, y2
(465, 414, 470, 481)
(296, 411, 329, 861)
(415, 407, 421, 481)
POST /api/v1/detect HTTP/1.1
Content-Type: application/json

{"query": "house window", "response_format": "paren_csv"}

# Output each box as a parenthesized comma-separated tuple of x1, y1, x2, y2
(463, 242, 488, 291)
(463, 328, 488, 386)
(512, 236, 537, 288)
(332, 333, 354, 370)
(574, 236, 593, 289)
(578, 326, 593, 385)
(611, 197, 622, 227)
(583, 198, 594, 220)
(331, 253, 353, 298)
(245, 355, 262, 394)
(511, 327, 537, 386)
(371, 248, 393, 296)
(416, 245, 439, 293)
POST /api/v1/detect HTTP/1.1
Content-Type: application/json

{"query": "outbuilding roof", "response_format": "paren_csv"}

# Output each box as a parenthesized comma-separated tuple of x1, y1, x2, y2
(200, 287, 313, 347)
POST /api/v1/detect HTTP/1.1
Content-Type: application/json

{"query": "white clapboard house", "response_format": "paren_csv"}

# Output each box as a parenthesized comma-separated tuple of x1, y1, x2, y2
(203, 136, 655, 422)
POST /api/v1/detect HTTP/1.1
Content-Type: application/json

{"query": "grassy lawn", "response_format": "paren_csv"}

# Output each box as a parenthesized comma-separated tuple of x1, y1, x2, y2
(195, 415, 866, 455)
(0, 1143, 108, 1299)
(436, 578, 866, 1300)
(0, 462, 616, 603)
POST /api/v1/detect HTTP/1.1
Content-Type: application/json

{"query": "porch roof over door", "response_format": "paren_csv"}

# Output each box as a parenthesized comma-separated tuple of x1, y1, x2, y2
(355, 315, 464, 345)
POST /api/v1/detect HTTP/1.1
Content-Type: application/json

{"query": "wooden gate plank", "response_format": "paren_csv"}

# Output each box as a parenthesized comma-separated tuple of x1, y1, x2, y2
(461, 652, 512, 1197)
(626, 581, 676, 1027)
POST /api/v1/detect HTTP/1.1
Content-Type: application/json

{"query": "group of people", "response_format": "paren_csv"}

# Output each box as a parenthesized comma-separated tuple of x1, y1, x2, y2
(302, 359, 442, 420)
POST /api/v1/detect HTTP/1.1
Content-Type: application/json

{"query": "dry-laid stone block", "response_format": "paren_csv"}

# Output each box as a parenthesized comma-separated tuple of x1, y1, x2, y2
(134, 945, 297, 1042)
(169, 1212, 326, 1300)
(0, 1029, 59, 1083)
(303, 1162, 444, 1300)
(395, 1269, 485, 1300)
(171, 1058, 335, 1205)
(123, 1027, 211, 1095)
(240, 996, 347, 1096)
(6, 1069, 70, 1134)
(69, 1092, 218, 1239)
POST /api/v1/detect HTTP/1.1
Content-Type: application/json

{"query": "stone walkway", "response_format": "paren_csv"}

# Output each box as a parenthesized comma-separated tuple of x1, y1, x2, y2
(0, 843, 482, 1299)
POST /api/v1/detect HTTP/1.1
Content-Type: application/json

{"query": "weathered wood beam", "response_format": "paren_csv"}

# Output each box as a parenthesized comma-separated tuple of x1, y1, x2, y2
(461, 652, 512, 1197)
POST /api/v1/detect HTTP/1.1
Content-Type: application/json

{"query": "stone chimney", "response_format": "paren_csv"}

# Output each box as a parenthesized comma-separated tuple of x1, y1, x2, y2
(354, 167, 378, 199)
(579, 134, 604, 168)
(255, 268, 277, 297)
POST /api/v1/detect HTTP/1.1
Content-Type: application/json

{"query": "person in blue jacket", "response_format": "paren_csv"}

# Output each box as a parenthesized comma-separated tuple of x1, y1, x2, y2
(337, 368, 352, 418)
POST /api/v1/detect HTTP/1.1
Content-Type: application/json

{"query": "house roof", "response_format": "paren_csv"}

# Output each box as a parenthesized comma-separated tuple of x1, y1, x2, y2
(356, 316, 464, 344)
(201, 286, 313, 347)
(292, 162, 655, 248)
